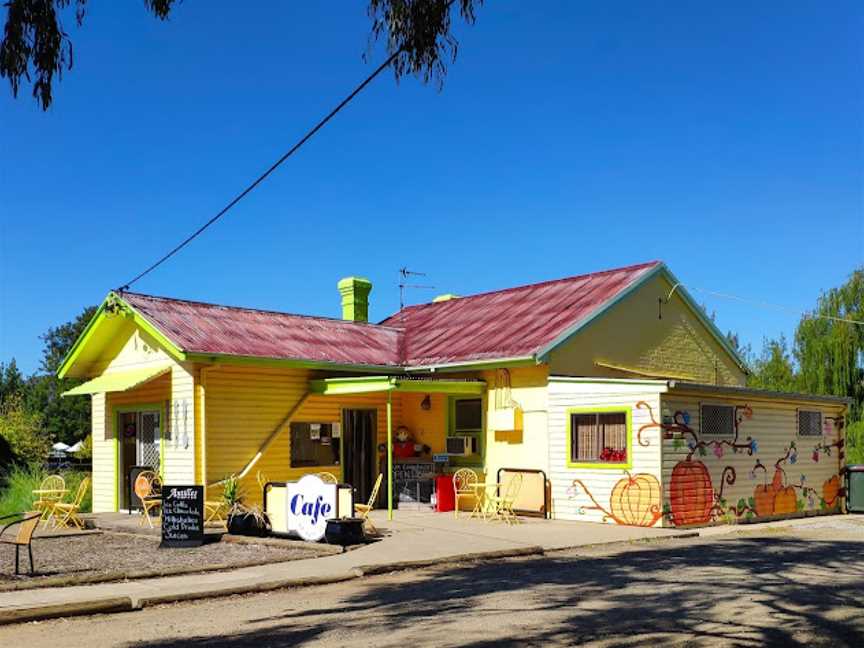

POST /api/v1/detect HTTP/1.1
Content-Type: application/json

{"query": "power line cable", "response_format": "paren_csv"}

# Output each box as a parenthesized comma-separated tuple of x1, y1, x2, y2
(117, 49, 402, 291)
(685, 285, 864, 327)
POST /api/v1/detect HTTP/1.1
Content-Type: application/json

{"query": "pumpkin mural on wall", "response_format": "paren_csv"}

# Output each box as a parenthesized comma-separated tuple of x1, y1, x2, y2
(571, 472, 662, 527)
(822, 475, 841, 508)
(619, 402, 844, 526)
(668, 460, 715, 526)
(746, 438, 844, 517)
(752, 483, 774, 517)
(773, 486, 798, 515)
(609, 473, 662, 526)
(636, 402, 753, 526)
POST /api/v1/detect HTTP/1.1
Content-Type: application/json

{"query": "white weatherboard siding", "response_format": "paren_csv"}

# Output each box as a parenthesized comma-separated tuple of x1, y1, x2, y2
(90, 392, 114, 513)
(163, 362, 196, 485)
(548, 378, 666, 524)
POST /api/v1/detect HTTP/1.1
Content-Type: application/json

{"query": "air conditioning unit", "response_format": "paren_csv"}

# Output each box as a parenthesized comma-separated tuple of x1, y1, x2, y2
(446, 436, 476, 456)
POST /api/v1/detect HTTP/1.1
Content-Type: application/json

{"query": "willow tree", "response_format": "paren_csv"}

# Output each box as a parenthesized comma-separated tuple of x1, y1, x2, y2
(795, 268, 864, 420)
(1, 0, 481, 110)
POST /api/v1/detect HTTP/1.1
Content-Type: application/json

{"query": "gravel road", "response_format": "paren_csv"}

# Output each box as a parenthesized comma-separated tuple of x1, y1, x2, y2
(3, 517, 863, 647)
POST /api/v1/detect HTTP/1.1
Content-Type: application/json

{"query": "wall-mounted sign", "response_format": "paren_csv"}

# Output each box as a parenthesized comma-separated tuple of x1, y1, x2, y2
(286, 474, 336, 541)
(161, 485, 204, 548)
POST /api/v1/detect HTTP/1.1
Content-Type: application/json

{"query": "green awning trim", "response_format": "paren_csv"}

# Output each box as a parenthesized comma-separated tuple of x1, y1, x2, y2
(62, 364, 172, 397)
(308, 376, 486, 396)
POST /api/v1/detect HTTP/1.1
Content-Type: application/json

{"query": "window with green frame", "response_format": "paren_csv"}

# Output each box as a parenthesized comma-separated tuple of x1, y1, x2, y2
(566, 407, 632, 469)
(449, 397, 484, 466)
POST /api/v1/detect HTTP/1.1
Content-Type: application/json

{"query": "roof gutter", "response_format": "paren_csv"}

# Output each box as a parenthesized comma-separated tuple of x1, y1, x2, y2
(403, 355, 538, 373)
(186, 351, 398, 374)
(666, 380, 853, 407)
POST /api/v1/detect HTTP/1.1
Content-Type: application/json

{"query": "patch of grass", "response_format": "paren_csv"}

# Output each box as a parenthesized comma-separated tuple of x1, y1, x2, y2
(0, 464, 91, 519)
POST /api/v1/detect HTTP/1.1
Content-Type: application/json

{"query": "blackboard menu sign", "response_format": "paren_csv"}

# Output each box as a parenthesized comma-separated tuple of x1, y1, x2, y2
(161, 485, 204, 548)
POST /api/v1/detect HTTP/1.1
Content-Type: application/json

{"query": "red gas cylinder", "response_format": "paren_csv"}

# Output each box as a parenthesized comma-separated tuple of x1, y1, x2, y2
(435, 475, 455, 512)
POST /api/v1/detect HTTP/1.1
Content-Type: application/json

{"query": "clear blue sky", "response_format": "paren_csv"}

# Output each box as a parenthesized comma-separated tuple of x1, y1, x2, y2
(1, 1, 862, 374)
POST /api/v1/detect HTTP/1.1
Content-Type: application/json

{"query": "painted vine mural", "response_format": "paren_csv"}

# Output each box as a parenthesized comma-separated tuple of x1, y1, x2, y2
(569, 401, 845, 528)
(570, 472, 663, 527)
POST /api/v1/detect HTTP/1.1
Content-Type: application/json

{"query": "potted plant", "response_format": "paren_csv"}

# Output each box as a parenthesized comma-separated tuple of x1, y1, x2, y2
(228, 504, 270, 537)
(224, 475, 270, 536)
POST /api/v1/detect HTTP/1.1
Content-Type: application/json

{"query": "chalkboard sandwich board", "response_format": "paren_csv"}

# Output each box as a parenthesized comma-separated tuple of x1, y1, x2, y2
(161, 485, 204, 548)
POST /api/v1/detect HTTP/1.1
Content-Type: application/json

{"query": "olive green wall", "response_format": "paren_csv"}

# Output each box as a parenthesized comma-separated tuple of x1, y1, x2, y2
(548, 273, 746, 386)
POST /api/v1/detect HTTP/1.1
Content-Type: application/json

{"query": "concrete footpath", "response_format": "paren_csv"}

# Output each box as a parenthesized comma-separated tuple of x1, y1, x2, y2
(0, 510, 695, 626)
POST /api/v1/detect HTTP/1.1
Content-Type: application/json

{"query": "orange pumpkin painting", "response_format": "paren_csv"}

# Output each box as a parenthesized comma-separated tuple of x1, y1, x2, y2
(773, 486, 798, 515)
(753, 484, 775, 517)
(609, 473, 662, 527)
(822, 475, 840, 508)
(571, 472, 662, 527)
(771, 468, 784, 493)
(669, 460, 714, 526)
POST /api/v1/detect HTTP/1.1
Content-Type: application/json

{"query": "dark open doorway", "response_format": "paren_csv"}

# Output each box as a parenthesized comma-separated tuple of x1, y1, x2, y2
(342, 409, 377, 507)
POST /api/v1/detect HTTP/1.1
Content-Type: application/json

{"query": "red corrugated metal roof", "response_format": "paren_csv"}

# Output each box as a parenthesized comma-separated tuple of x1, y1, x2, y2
(381, 261, 661, 366)
(120, 260, 661, 368)
(121, 293, 402, 367)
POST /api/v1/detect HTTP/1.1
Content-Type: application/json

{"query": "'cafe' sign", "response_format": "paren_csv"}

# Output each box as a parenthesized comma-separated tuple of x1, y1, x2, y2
(286, 474, 337, 541)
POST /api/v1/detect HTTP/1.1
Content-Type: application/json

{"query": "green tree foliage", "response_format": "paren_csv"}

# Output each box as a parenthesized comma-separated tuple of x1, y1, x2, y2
(2, 0, 481, 111)
(748, 336, 798, 393)
(0, 359, 26, 403)
(846, 420, 864, 465)
(24, 305, 97, 445)
(795, 269, 864, 420)
(745, 267, 864, 456)
(0, 392, 51, 465)
(0, 306, 96, 453)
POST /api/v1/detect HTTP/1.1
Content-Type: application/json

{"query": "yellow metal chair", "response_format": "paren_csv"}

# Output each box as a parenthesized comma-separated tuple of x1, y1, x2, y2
(256, 470, 270, 489)
(134, 471, 162, 528)
(452, 468, 479, 519)
(204, 484, 228, 529)
(354, 473, 383, 534)
(316, 471, 338, 484)
(0, 512, 41, 575)
(487, 473, 523, 525)
(33, 475, 65, 526)
(53, 477, 91, 530)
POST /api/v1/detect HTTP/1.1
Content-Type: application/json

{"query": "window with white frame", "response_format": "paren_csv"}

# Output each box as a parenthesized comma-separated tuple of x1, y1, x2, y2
(700, 404, 735, 437)
(798, 410, 823, 437)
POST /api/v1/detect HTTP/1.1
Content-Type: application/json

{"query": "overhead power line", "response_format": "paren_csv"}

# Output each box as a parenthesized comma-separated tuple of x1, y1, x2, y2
(669, 284, 864, 327)
(117, 49, 403, 291)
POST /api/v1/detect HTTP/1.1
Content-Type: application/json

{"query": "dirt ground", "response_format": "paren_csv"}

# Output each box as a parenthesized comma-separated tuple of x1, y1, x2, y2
(0, 532, 319, 589)
(2, 517, 864, 647)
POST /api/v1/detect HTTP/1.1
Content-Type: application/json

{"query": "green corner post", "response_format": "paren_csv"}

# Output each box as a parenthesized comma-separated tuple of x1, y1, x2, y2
(387, 390, 393, 521)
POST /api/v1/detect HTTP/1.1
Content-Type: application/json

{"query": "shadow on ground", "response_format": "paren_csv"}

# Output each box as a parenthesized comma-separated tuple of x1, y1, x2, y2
(137, 536, 864, 647)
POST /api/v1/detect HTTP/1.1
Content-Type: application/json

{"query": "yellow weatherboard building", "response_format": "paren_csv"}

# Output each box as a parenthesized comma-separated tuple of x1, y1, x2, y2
(60, 261, 849, 528)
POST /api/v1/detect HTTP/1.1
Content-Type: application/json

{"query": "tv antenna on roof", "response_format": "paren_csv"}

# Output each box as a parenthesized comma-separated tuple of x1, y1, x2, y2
(399, 267, 435, 311)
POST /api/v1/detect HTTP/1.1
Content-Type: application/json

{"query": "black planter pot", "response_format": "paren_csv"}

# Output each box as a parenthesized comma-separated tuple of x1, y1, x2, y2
(227, 511, 270, 537)
(324, 518, 366, 546)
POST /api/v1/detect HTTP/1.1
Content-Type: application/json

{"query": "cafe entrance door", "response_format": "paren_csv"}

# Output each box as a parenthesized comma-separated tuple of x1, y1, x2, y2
(342, 409, 377, 506)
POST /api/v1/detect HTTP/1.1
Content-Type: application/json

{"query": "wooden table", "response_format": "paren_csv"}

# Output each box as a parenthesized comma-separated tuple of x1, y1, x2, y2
(469, 482, 500, 520)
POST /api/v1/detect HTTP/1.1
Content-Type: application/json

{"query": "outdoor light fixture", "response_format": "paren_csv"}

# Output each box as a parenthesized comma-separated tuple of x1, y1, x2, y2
(421, 395, 432, 410)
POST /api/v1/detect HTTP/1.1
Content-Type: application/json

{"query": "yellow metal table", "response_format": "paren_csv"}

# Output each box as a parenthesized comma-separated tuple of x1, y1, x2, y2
(31, 488, 68, 526)
(469, 482, 500, 520)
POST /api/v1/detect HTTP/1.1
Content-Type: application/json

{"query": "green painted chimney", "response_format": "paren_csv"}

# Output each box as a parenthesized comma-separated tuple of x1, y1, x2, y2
(338, 276, 372, 323)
